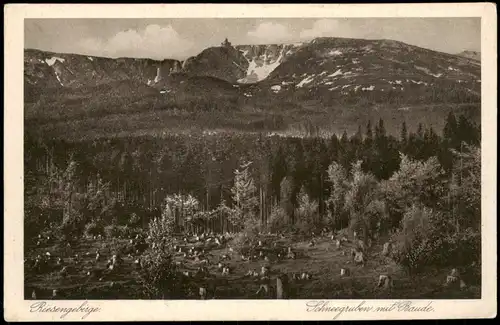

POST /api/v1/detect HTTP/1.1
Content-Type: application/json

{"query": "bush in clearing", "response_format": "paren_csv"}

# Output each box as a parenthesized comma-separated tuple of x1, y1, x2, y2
(83, 221, 104, 238)
(103, 224, 141, 239)
(268, 203, 287, 234)
(391, 204, 480, 276)
(128, 212, 141, 227)
(391, 204, 444, 274)
(59, 207, 87, 242)
(293, 186, 320, 238)
(138, 198, 185, 299)
(231, 217, 261, 254)
(139, 247, 185, 299)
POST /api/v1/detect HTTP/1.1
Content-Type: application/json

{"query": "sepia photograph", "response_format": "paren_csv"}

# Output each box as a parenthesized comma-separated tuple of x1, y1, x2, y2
(4, 3, 497, 321)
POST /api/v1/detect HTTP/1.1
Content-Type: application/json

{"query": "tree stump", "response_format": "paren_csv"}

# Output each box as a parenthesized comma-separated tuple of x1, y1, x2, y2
(340, 268, 350, 277)
(199, 287, 207, 300)
(382, 242, 391, 256)
(354, 251, 365, 266)
(377, 275, 393, 290)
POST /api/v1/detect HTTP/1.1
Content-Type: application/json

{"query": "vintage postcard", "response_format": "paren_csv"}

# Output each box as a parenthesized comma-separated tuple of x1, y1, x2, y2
(4, 3, 497, 321)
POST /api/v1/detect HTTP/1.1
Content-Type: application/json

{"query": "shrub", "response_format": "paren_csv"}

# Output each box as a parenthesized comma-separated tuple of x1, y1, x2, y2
(268, 204, 287, 233)
(104, 225, 124, 238)
(146, 204, 175, 251)
(441, 227, 481, 268)
(391, 204, 479, 275)
(128, 212, 141, 227)
(59, 207, 86, 241)
(104, 224, 143, 239)
(84, 221, 104, 237)
(294, 186, 320, 237)
(231, 217, 262, 254)
(391, 204, 442, 274)
(104, 225, 117, 239)
(139, 202, 185, 299)
(231, 232, 253, 255)
(24, 214, 44, 245)
(139, 247, 185, 299)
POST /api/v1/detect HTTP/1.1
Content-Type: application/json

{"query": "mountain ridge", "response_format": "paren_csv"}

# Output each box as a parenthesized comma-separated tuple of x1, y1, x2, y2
(24, 37, 480, 88)
(24, 37, 481, 119)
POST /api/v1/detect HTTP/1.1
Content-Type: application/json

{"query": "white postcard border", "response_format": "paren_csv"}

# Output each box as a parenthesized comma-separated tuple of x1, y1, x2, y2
(4, 3, 497, 321)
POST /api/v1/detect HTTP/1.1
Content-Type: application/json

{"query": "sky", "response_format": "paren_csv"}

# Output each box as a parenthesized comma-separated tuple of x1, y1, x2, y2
(25, 18, 481, 60)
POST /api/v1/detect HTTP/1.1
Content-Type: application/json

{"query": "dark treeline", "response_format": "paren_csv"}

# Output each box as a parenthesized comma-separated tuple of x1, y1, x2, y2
(25, 112, 479, 234)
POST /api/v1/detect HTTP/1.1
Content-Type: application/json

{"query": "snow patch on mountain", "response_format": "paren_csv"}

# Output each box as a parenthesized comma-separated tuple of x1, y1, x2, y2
(327, 69, 343, 78)
(410, 79, 428, 86)
(239, 48, 285, 83)
(328, 50, 343, 56)
(271, 85, 281, 93)
(296, 75, 315, 88)
(54, 71, 64, 86)
(415, 65, 443, 78)
(45, 57, 65, 66)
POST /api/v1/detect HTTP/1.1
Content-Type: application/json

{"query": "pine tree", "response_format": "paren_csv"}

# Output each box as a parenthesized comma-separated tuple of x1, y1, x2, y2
(443, 112, 458, 147)
(457, 114, 479, 146)
(270, 145, 288, 203)
(279, 176, 294, 224)
(340, 130, 349, 145)
(448, 144, 481, 231)
(375, 118, 386, 141)
(366, 120, 373, 141)
(60, 160, 80, 225)
(328, 134, 340, 162)
(230, 161, 258, 230)
(364, 120, 373, 151)
(400, 121, 408, 146)
(417, 123, 424, 140)
(339, 130, 351, 170)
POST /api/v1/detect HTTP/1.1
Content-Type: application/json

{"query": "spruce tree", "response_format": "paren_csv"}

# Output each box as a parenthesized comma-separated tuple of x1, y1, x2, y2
(230, 160, 258, 230)
(400, 121, 408, 146)
(279, 176, 294, 225)
(443, 112, 458, 147)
